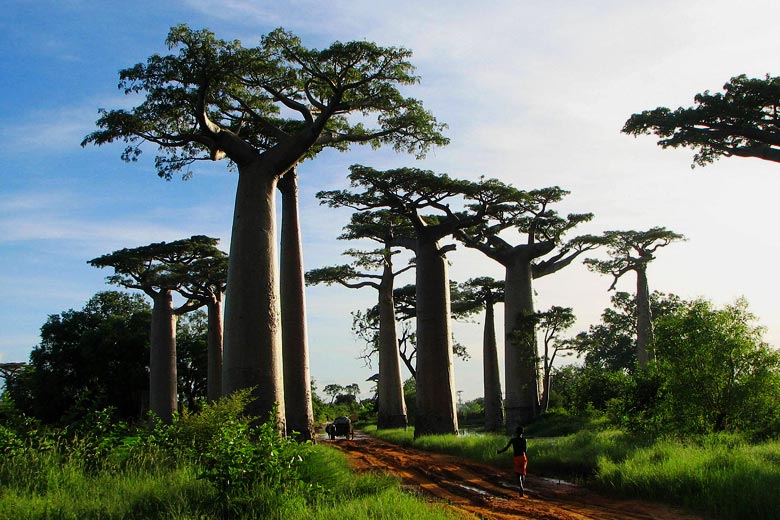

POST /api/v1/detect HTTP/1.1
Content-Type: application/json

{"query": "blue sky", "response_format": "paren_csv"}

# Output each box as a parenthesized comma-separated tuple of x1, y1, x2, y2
(3, 0, 780, 400)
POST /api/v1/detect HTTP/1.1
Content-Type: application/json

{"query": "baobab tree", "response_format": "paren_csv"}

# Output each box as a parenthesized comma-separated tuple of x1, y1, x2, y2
(88, 236, 224, 422)
(318, 166, 510, 436)
(352, 282, 472, 379)
(278, 166, 314, 440)
(623, 74, 780, 166)
(457, 277, 505, 431)
(584, 227, 685, 368)
(82, 25, 448, 423)
(172, 254, 228, 403)
(306, 211, 414, 429)
(457, 186, 596, 431)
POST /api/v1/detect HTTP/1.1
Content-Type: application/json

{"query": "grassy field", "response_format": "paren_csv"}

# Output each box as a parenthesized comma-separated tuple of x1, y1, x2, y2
(368, 424, 780, 520)
(0, 442, 465, 520)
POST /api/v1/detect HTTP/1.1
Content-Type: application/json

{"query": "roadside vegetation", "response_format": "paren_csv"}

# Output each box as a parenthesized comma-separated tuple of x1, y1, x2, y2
(0, 391, 461, 520)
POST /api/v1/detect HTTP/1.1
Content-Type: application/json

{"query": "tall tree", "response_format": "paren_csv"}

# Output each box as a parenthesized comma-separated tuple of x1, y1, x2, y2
(88, 236, 224, 422)
(278, 166, 314, 440)
(456, 277, 505, 431)
(173, 253, 228, 403)
(318, 166, 508, 436)
(458, 186, 595, 431)
(82, 25, 448, 424)
(584, 227, 685, 368)
(623, 74, 780, 166)
(352, 281, 472, 379)
(306, 211, 414, 429)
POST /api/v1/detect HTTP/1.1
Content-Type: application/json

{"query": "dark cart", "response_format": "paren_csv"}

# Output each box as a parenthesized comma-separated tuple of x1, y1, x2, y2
(326, 416, 354, 440)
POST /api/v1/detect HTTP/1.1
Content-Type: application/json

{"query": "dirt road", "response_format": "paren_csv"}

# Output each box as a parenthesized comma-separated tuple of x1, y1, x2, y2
(325, 433, 704, 520)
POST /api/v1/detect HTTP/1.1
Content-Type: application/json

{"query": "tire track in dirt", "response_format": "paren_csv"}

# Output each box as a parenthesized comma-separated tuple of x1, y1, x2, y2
(324, 433, 705, 520)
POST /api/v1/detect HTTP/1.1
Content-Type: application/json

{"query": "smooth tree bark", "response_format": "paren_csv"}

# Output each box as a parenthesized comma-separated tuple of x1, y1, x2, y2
(585, 227, 685, 368)
(456, 277, 505, 432)
(88, 236, 223, 422)
(149, 290, 181, 421)
(206, 293, 224, 402)
(174, 254, 228, 403)
(413, 232, 459, 436)
(483, 298, 502, 431)
(82, 25, 448, 425)
(306, 211, 414, 429)
(318, 166, 510, 437)
(279, 166, 314, 440)
(376, 262, 409, 428)
(457, 187, 595, 433)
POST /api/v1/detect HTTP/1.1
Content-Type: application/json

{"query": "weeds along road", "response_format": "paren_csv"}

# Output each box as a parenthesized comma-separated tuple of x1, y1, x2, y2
(325, 433, 704, 520)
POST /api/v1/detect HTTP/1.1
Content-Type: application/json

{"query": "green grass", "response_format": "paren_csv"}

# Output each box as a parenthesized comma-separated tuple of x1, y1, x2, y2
(595, 435, 780, 519)
(0, 440, 464, 520)
(367, 424, 780, 519)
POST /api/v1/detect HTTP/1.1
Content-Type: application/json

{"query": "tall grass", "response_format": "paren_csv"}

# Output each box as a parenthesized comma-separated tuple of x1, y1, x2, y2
(369, 425, 780, 519)
(0, 425, 463, 520)
(596, 434, 780, 519)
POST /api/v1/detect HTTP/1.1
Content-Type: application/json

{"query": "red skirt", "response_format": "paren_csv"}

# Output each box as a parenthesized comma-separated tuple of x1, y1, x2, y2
(513, 454, 528, 476)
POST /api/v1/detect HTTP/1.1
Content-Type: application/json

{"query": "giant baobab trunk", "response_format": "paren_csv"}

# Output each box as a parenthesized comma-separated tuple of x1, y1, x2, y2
(206, 295, 223, 403)
(223, 163, 285, 428)
(279, 168, 314, 440)
(482, 299, 504, 432)
(149, 289, 178, 423)
(377, 261, 408, 429)
(414, 239, 458, 437)
(635, 267, 653, 368)
(503, 254, 540, 433)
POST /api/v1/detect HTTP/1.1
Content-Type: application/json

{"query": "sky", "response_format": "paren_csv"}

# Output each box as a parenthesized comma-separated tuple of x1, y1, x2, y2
(2, 0, 780, 402)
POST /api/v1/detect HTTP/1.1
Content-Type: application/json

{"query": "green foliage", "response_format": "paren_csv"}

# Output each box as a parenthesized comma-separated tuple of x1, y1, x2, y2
(595, 435, 780, 519)
(176, 310, 209, 408)
(0, 396, 460, 520)
(5, 291, 151, 424)
(569, 291, 684, 372)
(83, 25, 447, 179)
(88, 235, 225, 297)
(623, 74, 780, 166)
(562, 295, 780, 437)
(198, 404, 308, 509)
(653, 298, 780, 434)
(584, 227, 685, 290)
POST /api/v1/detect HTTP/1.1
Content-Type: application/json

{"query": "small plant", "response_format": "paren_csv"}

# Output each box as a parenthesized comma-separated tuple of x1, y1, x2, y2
(197, 401, 310, 512)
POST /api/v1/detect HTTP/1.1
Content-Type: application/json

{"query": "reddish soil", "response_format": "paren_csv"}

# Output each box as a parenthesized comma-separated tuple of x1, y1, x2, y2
(323, 433, 704, 520)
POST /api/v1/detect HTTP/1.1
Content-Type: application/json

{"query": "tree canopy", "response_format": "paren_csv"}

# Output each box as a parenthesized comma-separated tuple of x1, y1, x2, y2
(5, 292, 151, 424)
(82, 24, 448, 178)
(623, 74, 780, 166)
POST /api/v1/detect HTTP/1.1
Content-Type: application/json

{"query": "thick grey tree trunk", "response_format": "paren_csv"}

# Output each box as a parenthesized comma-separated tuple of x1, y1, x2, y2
(503, 254, 540, 433)
(279, 168, 314, 440)
(149, 289, 178, 423)
(482, 300, 504, 432)
(414, 239, 458, 437)
(206, 295, 223, 403)
(222, 163, 285, 427)
(377, 260, 408, 429)
(635, 267, 653, 368)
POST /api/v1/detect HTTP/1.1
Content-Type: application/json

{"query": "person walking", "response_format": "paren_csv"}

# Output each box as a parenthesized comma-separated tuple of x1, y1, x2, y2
(497, 426, 528, 496)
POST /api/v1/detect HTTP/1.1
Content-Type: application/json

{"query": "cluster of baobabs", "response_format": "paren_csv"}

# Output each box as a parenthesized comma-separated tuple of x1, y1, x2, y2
(83, 24, 780, 439)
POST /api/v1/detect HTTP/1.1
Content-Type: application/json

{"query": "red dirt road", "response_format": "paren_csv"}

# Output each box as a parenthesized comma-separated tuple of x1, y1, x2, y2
(325, 433, 704, 520)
